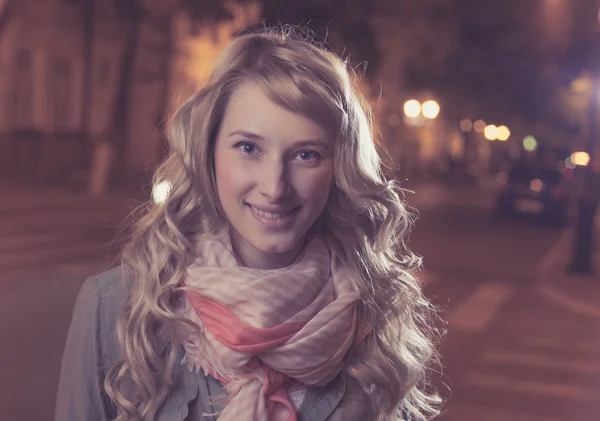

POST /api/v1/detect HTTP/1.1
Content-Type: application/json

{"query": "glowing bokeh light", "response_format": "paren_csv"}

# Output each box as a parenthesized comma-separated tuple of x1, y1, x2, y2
(460, 118, 473, 133)
(496, 125, 510, 141)
(152, 181, 171, 205)
(484, 125, 499, 141)
(474, 120, 486, 133)
(404, 99, 421, 118)
(422, 100, 441, 119)
(565, 157, 576, 169)
(530, 178, 544, 193)
(523, 135, 537, 152)
(571, 151, 590, 166)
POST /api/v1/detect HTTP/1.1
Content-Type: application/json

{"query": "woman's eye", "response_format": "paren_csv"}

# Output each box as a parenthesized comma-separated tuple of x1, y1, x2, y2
(236, 142, 257, 154)
(296, 151, 320, 161)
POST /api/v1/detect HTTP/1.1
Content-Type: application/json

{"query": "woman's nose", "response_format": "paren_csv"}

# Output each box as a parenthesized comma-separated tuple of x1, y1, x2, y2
(258, 159, 292, 201)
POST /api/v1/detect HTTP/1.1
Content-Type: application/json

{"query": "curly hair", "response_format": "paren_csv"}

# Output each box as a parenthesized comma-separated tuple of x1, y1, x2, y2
(105, 28, 443, 421)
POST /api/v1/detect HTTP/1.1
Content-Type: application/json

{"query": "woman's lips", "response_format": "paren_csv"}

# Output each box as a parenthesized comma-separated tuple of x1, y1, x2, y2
(246, 204, 300, 228)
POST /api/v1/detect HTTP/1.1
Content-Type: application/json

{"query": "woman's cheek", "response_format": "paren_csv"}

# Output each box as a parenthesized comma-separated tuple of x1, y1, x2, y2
(300, 166, 334, 199)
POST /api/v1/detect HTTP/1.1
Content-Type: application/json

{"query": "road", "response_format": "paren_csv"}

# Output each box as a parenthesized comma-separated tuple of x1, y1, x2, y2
(0, 181, 597, 421)
(0, 187, 137, 421)
(407, 181, 600, 421)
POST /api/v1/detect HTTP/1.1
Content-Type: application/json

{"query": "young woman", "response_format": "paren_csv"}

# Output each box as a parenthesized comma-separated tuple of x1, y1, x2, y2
(56, 30, 442, 421)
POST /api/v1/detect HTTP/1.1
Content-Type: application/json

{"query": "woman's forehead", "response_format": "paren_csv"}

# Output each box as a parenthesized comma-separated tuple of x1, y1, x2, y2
(220, 82, 329, 145)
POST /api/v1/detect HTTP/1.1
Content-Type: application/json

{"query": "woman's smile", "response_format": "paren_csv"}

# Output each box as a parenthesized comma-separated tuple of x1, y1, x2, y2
(246, 203, 301, 229)
(214, 81, 333, 268)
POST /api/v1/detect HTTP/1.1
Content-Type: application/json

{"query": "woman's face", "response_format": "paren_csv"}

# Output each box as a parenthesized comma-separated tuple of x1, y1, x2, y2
(213, 81, 334, 269)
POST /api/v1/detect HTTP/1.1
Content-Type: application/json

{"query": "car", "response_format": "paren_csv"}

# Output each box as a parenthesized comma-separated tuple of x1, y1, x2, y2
(495, 163, 570, 225)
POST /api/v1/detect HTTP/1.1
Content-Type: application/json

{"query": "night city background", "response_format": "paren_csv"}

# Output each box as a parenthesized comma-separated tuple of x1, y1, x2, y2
(1, 0, 599, 420)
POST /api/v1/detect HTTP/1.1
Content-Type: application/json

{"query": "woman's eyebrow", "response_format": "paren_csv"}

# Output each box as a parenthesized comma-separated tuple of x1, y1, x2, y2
(293, 139, 329, 150)
(227, 130, 264, 140)
(227, 130, 329, 149)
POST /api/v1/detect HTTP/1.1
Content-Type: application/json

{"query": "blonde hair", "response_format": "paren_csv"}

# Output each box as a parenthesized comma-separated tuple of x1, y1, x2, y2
(106, 29, 443, 421)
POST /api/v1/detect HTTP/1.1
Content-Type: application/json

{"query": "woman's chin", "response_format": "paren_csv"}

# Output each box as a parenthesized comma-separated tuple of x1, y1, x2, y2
(253, 237, 301, 255)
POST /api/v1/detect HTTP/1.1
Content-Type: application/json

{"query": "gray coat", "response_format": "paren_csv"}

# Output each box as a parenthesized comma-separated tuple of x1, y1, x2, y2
(55, 267, 372, 421)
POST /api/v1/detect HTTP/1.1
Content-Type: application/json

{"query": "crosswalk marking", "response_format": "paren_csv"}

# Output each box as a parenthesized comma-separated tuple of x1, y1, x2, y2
(538, 282, 600, 320)
(0, 196, 130, 279)
(0, 210, 127, 236)
(0, 190, 140, 211)
(446, 282, 514, 332)
(0, 238, 111, 269)
(479, 349, 600, 374)
(452, 333, 600, 419)
(0, 231, 90, 250)
(464, 372, 599, 401)
(444, 403, 566, 421)
(517, 336, 600, 354)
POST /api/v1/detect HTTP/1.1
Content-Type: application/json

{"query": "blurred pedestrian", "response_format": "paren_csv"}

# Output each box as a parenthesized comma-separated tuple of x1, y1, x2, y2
(56, 29, 442, 421)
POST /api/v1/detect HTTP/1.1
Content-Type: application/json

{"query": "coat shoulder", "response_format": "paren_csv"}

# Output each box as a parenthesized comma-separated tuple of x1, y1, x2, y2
(93, 266, 129, 295)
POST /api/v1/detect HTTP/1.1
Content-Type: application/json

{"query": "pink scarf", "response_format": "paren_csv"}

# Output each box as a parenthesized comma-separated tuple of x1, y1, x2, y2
(177, 232, 359, 421)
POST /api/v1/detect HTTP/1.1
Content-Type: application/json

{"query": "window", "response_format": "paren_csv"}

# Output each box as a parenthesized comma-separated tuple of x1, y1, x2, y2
(16, 49, 32, 72)
(9, 49, 34, 127)
(210, 22, 220, 43)
(189, 20, 201, 37)
(96, 59, 110, 87)
(47, 56, 72, 130)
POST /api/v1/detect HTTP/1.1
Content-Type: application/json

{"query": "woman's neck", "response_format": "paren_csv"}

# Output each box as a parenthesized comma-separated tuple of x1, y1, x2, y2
(228, 230, 307, 269)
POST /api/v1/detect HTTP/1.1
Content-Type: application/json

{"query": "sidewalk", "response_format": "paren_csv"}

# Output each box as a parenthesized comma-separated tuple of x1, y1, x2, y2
(536, 227, 600, 320)
(0, 181, 147, 283)
(0, 178, 147, 211)
(402, 177, 498, 211)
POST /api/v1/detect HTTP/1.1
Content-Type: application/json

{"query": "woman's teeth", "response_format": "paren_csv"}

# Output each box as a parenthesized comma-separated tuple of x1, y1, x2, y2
(252, 207, 291, 220)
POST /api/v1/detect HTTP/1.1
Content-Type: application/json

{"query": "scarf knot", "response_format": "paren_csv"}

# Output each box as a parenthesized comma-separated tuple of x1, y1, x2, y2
(177, 233, 360, 421)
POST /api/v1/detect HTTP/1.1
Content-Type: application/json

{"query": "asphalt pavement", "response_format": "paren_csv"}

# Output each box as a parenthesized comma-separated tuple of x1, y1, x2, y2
(405, 178, 600, 421)
(1, 178, 599, 421)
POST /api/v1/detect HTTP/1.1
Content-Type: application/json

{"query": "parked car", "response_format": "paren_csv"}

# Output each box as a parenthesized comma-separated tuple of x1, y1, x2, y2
(495, 163, 570, 225)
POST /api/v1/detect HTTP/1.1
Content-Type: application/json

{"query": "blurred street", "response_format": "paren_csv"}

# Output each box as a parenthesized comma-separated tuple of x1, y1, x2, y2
(0, 183, 140, 281)
(0, 182, 142, 421)
(2, 1, 600, 420)
(408, 180, 600, 421)
(0, 180, 599, 421)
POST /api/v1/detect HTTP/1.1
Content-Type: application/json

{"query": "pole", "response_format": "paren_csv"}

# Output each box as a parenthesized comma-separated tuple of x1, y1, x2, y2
(569, 122, 598, 275)
(569, 4, 600, 275)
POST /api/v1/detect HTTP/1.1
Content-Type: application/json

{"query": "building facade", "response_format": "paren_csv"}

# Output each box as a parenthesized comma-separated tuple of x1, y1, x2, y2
(0, 0, 260, 186)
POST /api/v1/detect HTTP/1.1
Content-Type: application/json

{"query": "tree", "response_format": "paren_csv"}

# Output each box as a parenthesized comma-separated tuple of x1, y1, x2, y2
(88, 0, 234, 194)
(363, 0, 459, 175)
(439, 0, 599, 273)
(80, 0, 95, 137)
(0, 0, 14, 39)
(258, 0, 380, 80)
(256, 0, 459, 178)
(369, 0, 458, 96)
(438, 0, 598, 130)
(146, 0, 239, 157)
(436, 0, 542, 126)
(260, 0, 459, 87)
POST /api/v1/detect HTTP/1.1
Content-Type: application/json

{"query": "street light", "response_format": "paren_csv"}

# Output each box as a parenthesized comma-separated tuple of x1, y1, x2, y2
(473, 120, 486, 133)
(404, 100, 421, 118)
(422, 100, 440, 119)
(523, 135, 537, 152)
(571, 151, 591, 166)
(484, 125, 499, 141)
(460, 118, 473, 132)
(569, 7, 600, 275)
(497, 125, 510, 141)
